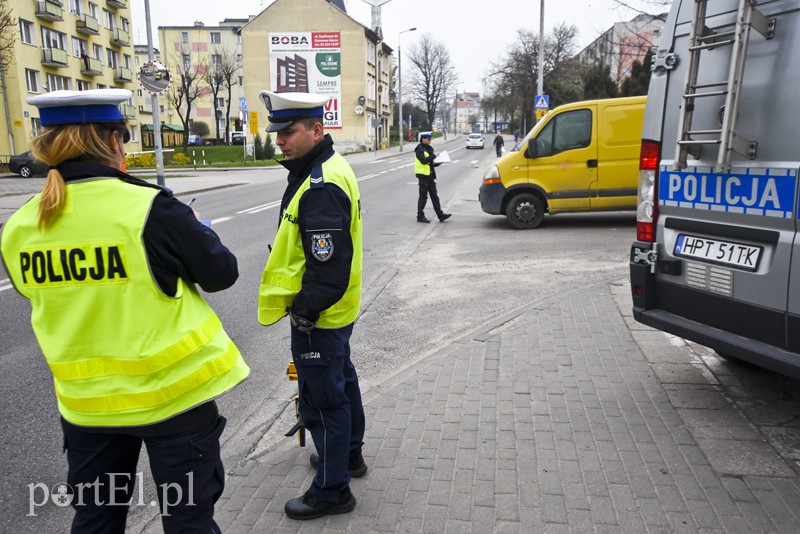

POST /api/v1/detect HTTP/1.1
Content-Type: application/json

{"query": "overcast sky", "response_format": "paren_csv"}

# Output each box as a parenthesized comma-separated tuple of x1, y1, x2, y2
(129, 0, 663, 92)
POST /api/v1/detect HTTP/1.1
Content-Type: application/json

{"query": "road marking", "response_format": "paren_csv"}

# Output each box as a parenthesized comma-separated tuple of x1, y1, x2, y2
(238, 200, 281, 214)
(211, 216, 233, 225)
(470, 160, 479, 165)
(0, 279, 13, 292)
(358, 173, 381, 181)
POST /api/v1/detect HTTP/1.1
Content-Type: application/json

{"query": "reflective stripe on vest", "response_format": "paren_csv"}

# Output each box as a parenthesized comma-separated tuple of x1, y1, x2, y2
(415, 145, 432, 175)
(0, 178, 250, 427)
(258, 152, 362, 328)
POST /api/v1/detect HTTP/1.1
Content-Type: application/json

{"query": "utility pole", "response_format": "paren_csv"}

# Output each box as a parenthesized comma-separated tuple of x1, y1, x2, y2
(397, 27, 416, 153)
(537, 0, 545, 99)
(144, 0, 165, 186)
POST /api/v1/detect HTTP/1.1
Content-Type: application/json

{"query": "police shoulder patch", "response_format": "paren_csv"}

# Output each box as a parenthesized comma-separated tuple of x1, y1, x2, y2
(310, 232, 334, 262)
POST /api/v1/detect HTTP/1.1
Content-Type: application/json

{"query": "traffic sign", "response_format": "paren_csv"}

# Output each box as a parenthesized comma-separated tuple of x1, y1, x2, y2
(535, 95, 550, 110)
(239, 97, 247, 110)
(249, 112, 258, 134)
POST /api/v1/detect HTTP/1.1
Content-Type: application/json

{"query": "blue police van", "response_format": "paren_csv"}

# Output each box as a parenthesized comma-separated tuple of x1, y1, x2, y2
(630, 0, 800, 378)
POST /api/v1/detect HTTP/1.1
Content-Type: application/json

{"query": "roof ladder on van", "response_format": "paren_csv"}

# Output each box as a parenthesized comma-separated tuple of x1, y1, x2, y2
(674, 0, 775, 172)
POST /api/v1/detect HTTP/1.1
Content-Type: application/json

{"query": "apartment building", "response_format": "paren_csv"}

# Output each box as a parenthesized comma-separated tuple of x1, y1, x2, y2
(0, 0, 140, 156)
(157, 18, 247, 145)
(576, 13, 666, 88)
(241, 0, 394, 151)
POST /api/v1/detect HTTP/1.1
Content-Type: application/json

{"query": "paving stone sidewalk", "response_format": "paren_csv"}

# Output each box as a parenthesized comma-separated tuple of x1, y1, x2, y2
(210, 280, 800, 533)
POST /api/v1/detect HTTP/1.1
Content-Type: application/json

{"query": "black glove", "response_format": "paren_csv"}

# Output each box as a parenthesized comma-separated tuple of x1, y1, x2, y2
(287, 307, 315, 332)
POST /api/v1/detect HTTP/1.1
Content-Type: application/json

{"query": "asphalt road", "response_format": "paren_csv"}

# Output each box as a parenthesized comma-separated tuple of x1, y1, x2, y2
(0, 138, 641, 532)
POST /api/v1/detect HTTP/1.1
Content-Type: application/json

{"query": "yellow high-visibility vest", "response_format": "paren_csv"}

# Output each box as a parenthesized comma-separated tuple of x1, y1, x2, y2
(415, 145, 433, 175)
(0, 178, 249, 427)
(258, 152, 362, 328)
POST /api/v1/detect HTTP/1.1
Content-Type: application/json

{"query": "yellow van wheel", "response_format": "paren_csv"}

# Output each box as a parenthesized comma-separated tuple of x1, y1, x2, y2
(506, 193, 545, 229)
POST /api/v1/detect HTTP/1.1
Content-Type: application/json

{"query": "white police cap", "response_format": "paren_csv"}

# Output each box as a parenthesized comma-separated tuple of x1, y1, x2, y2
(259, 90, 330, 132)
(27, 88, 132, 126)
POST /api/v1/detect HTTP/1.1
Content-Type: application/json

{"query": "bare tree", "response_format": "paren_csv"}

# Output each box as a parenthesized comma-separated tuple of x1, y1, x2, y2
(0, 0, 16, 105)
(168, 45, 211, 150)
(407, 34, 458, 129)
(202, 45, 238, 144)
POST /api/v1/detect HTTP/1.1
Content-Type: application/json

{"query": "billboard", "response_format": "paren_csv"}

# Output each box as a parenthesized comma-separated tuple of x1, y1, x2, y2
(269, 32, 342, 129)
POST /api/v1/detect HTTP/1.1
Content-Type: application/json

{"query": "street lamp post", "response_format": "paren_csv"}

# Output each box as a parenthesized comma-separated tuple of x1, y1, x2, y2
(397, 27, 416, 152)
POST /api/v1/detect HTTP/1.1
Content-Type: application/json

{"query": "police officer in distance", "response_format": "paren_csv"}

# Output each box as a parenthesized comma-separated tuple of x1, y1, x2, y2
(257, 90, 367, 520)
(414, 132, 451, 223)
(0, 89, 250, 533)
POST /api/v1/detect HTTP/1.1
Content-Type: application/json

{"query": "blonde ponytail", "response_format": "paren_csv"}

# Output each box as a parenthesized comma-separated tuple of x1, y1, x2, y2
(30, 124, 121, 229)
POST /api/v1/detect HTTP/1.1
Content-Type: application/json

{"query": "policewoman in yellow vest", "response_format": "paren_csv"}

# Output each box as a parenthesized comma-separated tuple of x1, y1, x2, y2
(257, 91, 366, 521)
(0, 89, 249, 533)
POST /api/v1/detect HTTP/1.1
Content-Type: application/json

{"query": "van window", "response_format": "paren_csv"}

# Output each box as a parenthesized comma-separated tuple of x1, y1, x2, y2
(535, 109, 592, 157)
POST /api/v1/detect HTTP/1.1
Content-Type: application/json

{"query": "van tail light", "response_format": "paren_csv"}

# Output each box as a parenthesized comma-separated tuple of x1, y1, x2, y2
(636, 140, 660, 242)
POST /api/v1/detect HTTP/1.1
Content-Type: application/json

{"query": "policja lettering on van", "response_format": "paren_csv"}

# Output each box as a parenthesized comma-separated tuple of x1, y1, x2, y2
(659, 167, 795, 217)
(18, 243, 128, 287)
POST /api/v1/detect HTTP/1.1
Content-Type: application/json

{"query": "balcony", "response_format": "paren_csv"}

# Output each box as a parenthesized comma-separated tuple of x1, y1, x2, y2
(80, 57, 103, 76)
(110, 28, 129, 47)
(114, 66, 132, 83)
(120, 104, 135, 119)
(76, 14, 99, 35)
(41, 48, 68, 68)
(35, 0, 64, 22)
(106, 0, 126, 8)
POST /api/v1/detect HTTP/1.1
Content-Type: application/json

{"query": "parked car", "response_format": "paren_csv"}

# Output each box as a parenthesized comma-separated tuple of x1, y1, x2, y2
(187, 134, 203, 146)
(466, 133, 485, 149)
(230, 132, 245, 145)
(8, 151, 47, 177)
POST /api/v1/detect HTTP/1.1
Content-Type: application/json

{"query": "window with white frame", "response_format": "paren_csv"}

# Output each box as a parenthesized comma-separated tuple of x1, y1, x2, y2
(123, 54, 131, 68)
(103, 9, 114, 30)
(181, 32, 189, 44)
(69, 0, 83, 15)
(216, 97, 224, 108)
(72, 37, 88, 58)
(211, 54, 221, 65)
(41, 28, 67, 50)
(19, 19, 34, 45)
(120, 17, 129, 32)
(47, 73, 71, 92)
(106, 49, 119, 69)
(367, 42, 376, 65)
(92, 43, 103, 62)
(97, 83, 106, 89)
(88, 2, 98, 18)
(128, 125, 138, 142)
(236, 32, 242, 44)
(182, 54, 190, 68)
(236, 53, 242, 67)
(76, 80, 91, 91)
(25, 69, 40, 93)
(31, 118, 42, 138)
(211, 32, 221, 44)
(238, 75, 243, 86)
(367, 78, 376, 100)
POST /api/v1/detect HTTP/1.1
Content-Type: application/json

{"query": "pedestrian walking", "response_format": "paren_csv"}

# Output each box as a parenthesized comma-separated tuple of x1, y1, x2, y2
(0, 88, 250, 533)
(257, 90, 367, 521)
(494, 131, 505, 156)
(514, 130, 520, 143)
(414, 133, 451, 223)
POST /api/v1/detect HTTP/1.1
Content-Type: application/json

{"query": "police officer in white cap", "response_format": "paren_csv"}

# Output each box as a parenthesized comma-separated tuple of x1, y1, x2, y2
(257, 91, 367, 520)
(0, 89, 250, 533)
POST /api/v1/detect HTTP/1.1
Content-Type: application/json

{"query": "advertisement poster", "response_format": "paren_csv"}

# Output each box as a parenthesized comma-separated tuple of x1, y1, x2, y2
(269, 32, 342, 129)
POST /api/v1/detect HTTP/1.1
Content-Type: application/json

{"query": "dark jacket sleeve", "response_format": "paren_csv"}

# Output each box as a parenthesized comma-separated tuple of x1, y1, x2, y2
(291, 184, 353, 323)
(143, 193, 239, 296)
(415, 144, 436, 165)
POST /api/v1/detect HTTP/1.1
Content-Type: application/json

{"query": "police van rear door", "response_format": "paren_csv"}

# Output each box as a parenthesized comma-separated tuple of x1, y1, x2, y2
(653, 0, 798, 351)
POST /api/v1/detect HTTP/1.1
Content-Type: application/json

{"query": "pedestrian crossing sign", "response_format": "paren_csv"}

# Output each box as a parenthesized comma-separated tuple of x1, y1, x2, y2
(535, 95, 549, 110)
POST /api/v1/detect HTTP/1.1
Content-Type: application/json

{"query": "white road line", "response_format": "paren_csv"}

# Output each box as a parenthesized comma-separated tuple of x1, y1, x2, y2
(358, 173, 380, 181)
(211, 216, 233, 225)
(238, 200, 281, 214)
(0, 279, 13, 292)
(470, 160, 479, 165)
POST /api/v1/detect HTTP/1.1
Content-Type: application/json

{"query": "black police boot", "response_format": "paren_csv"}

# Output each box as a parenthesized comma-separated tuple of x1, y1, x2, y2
(285, 487, 356, 520)
(309, 452, 368, 478)
(417, 214, 431, 223)
(438, 213, 452, 222)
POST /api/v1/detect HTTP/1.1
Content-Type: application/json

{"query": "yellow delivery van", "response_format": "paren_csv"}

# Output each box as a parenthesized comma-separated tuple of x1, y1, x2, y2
(479, 95, 645, 229)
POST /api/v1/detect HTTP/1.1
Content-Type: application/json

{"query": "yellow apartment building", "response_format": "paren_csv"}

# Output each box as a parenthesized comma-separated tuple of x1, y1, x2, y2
(241, 0, 393, 152)
(0, 0, 140, 157)
(157, 18, 248, 145)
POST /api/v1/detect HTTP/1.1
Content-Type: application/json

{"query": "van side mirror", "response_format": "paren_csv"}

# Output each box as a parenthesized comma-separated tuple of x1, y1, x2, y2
(525, 141, 538, 159)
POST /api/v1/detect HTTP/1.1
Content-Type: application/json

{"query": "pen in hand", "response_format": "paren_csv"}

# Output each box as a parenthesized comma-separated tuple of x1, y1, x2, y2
(187, 197, 196, 207)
